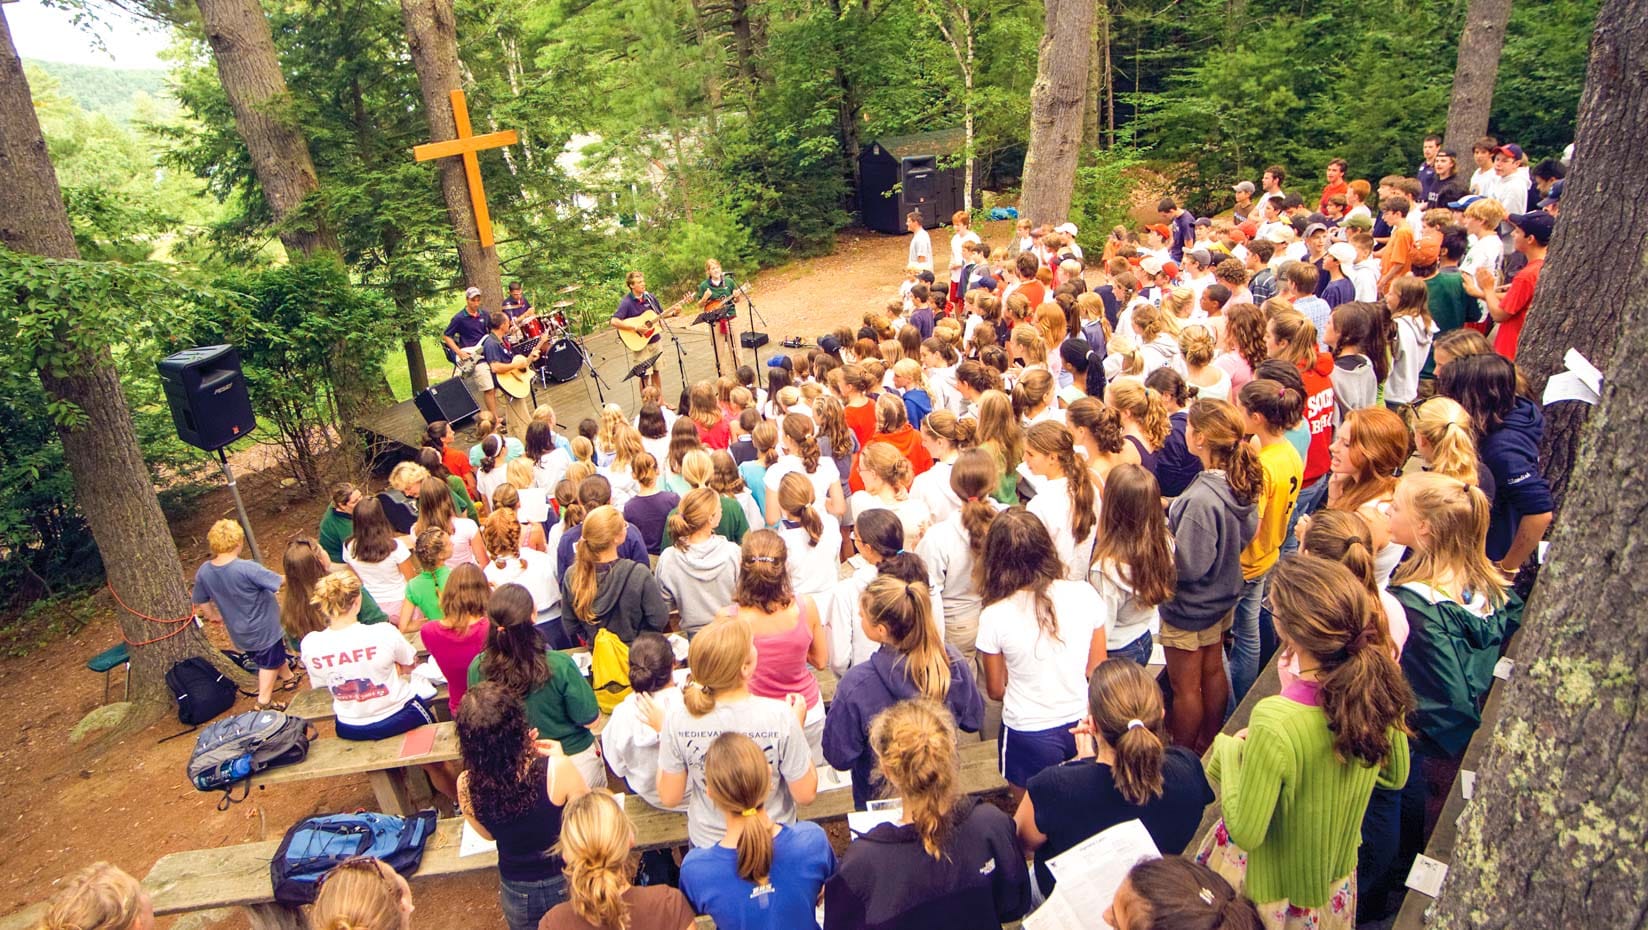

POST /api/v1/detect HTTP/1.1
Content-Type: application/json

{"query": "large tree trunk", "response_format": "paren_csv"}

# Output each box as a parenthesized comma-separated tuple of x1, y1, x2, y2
(1082, 0, 1100, 153)
(400, 0, 504, 309)
(195, 0, 340, 259)
(1507, 0, 1645, 519)
(1019, 0, 1094, 226)
(1442, 0, 1514, 152)
(1, 8, 228, 713)
(1426, 0, 1648, 924)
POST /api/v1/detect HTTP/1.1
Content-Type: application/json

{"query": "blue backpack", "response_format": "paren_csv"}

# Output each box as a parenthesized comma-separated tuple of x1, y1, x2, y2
(271, 810, 439, 905)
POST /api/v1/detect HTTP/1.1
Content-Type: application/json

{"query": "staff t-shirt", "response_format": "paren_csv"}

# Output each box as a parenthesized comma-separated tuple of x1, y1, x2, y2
(975, 579, 1103, 730)
(680, 822, 836, 930)
(191, 558, 284, 652)
(659, 695, 813, 848)
(301, 621, 417, 725)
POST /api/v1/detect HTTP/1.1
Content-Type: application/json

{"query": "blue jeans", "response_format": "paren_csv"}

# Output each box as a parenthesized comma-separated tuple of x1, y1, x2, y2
(499, 874, 567, 930)
(535, 616, 572, 651)
(1110, 630, 1153, 667)
(1228, 575, 1266, 705)
(335, 696, 435, 741)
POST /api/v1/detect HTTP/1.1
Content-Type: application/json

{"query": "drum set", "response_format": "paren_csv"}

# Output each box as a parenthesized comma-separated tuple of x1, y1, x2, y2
(505, 284, 592, 386)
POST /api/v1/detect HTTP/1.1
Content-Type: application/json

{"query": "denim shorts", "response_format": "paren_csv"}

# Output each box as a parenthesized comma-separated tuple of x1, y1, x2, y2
(335, 695, 435, 741)
(1109, 630, 1154, 667)
(499, 873, 567, 930)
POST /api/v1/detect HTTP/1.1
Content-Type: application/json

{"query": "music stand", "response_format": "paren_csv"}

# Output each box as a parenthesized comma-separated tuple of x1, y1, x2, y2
(691, 305, 738, 378)
(624, 352, 662, 384)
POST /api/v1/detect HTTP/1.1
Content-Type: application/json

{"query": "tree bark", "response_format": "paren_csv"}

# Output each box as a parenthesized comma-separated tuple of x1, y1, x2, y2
(1426, 0, 1648, 924)
(1507, 0, 1647, 520)
(195, 0, 340, 259)
(399, 0, 504, 309)
(1082, 0, 1100, 153)
(1, 7, 226, 709)
(1019, 0, 1094, 226)
(1442, 0, 1514, 153)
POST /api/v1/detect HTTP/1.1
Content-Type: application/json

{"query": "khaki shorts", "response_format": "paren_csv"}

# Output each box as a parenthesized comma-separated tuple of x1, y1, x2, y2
(465, 360, 495, 393)
(1158, 610, 1233, 651)
(627, 339, 663, 370)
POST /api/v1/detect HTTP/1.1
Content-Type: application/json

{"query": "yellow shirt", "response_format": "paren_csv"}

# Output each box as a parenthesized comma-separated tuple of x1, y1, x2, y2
(1241, 439, 1304, 579)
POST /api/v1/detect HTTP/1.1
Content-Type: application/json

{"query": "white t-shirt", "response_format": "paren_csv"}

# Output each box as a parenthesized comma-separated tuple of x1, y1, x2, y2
(476, 464, 509, 506)
(658, 695, 813, 848)
(909, 228, 933, 270)
(914, 512, 982, 647)
(1188, 365, 1232, 403)
(639, 436, 671, 472)
(1091, 558, 1160, 650)
(343, 539, 410, 615)
(1025, 476, 1099, 582)
(976, 579, 1104, 731)
(777, 513, 842, 598)
(534, 448, 572, 492)
(483, 547, 559, 616)
(445, 518, 482, 567)
(950, 230, 981, 281)
(599, 462, 639, 511)
(911, 460, 961, 526)
(764, 454, 840, 518)
(601, 687, 687, 811)
(301, 621, 417, 725)
(848, 492, 932, 551)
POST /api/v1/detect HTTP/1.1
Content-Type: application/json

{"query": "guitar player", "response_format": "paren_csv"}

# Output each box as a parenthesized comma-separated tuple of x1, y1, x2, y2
(481, 310, 542, 440)
(442, 285, 496, 420)
(610, 270, 674, 393)
(694, 258, 741, 372)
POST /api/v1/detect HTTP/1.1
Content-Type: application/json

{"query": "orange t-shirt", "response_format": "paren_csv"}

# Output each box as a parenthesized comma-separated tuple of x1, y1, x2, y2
(1381, 226, 1413, 273)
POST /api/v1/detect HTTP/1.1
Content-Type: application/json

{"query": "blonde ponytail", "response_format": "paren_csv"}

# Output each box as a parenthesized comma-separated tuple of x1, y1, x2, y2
(703, 733, 776, 886)
(870, 701, 959, 859)
(558, 791, 636, 930)
(859, 575, 950, 704)
(683, 620, 753, 716)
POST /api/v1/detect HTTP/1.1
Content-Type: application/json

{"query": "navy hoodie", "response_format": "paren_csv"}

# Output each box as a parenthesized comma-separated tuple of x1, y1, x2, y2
(822, 796, 1031, 930)
(1480, 397, 1553, 562)
(822, 644, 984, 810)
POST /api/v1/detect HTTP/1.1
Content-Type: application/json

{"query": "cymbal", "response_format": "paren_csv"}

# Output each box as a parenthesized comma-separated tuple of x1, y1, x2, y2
(557, 283, 582, 294)
(552, 300, 577, 309)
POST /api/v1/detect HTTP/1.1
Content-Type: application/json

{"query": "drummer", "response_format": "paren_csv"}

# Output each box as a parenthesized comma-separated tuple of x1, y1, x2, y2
(502, 280, 535, 332)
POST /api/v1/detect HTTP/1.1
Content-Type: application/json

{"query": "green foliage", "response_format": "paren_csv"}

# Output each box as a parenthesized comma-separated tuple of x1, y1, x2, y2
(1069, 144, 1148, 240)
(1493, 0, 1599, 158)
(21, 59, 172, 125)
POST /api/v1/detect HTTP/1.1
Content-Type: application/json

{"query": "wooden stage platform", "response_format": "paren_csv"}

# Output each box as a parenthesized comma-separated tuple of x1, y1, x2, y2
(358, 325, 779, 471)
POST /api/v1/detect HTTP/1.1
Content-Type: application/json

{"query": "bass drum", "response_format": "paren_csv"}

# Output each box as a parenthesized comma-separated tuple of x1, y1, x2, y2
(536, 338, 583, 383)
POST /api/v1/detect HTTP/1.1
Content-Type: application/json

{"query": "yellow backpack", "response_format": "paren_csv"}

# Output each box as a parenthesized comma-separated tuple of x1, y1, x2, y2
(590, 626, 631, 714)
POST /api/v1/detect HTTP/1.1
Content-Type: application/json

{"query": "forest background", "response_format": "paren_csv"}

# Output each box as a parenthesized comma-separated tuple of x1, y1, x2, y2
(2, 0, 1595, 630)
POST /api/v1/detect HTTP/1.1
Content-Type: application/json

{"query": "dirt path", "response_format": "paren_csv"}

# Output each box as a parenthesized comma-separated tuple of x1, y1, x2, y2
(0, 221, 1015, 928)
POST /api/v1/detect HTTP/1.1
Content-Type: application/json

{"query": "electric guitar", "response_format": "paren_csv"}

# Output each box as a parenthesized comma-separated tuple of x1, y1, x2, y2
(493, 335, 546, 399)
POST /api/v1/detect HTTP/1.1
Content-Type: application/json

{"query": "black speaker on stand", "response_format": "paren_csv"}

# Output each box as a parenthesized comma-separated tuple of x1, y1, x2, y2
(415, 377, 481, 427)
(157, 345, 263, 562)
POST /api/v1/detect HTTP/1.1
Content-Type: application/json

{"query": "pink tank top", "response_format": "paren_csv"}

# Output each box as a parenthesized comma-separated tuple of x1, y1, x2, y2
(743, 599, 822, 709)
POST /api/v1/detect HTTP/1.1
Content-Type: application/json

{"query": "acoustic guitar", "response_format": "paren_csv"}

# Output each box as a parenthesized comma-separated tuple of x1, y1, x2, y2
(615, 294, 691, 352)
(493, 336, 545, 399)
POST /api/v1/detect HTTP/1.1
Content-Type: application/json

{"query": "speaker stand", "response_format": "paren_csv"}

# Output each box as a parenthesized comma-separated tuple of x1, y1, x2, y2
(218, 447, 264, 564)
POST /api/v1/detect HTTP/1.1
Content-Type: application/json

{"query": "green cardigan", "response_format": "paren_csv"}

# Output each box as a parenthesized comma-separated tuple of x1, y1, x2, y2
(1207, 691, 1409, 908)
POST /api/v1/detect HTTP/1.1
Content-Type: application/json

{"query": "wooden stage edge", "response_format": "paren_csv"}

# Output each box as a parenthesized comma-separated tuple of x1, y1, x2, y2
(360, 326, 788, 473)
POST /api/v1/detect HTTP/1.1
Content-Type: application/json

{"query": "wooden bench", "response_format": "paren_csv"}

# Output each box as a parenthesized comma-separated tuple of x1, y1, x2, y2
(255, 723, 460, 816)
(128, 740, 1006, 930)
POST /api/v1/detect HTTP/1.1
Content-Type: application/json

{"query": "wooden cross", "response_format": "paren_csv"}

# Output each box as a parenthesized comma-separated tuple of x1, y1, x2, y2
(412, 89, 517, 249)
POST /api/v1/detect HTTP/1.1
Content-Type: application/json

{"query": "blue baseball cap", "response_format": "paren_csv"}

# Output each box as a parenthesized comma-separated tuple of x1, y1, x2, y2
(1447, 194, 1485, 211)
(1538, 179, 1564, 208)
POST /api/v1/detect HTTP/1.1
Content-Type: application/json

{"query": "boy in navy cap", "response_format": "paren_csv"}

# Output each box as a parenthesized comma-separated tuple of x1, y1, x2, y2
(1476, 211, 1553, 360)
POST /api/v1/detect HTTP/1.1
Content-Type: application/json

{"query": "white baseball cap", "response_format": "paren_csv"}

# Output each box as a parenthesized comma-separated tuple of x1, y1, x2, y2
(1055, 222, 1079, 236)
(1139, 256, 1165, 276)
(1327, 242, 1357, 266)
(464, 286, 483, 298)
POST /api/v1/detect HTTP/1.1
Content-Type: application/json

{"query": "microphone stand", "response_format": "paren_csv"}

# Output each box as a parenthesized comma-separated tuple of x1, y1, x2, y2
(734, 276, 767, 369)
(654, 299, 691, 397)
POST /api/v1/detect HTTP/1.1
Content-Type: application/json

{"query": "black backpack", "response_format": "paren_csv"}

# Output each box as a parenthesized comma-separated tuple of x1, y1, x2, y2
(166, 657, 237, 726)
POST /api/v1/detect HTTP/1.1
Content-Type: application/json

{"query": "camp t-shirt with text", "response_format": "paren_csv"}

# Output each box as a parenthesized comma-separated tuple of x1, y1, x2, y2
(300, 622, 417, 725)
(658, 695, 813, 848)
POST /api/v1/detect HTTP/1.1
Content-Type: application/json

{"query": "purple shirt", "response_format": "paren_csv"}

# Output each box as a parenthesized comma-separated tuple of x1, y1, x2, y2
(624, 491, 681, 555)
(557, 520, 652, 581)
(444, 307, 489, 350)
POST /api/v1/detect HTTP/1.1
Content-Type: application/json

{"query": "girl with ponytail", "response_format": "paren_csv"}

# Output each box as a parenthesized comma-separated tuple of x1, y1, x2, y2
(1413, 397, 1493, 497)
(654, 488, 740, 637)
(850, 394, 935, 493)
(763, 413, 847, 527)
(1018, 659, 1213, 896)
(1106, 858, 1261, 930)
(658, 620, 818, 849)
(680, 733, 836, 930)
(974, 389, 1024, 504)
(477, 433, 511, 504)
(558, 505, 668, 648)
(542, 790, 696, 930)
(1023, 422, 1100, 581)
(301, 570, 436, 742)
(1065, 396, 1130, 485)
(1387, 471, 1520, 847)
(483, 507, 559, 628)
(915, 448, 1002, 659)
(1161, 399, 1260, 753)
(848, 441, 932, 551)
(1200, 555, 1411, 928)
(310, 857, 414, 930)
(911, 409, 976, 523)
(775, 471, 842, 598)
(977, 509, 1108, 790)
(822, 507, 909, 676)
(824, 701, 1031, 930)
(399, 526, 452, 631)
(1107, 379, 1170, 476)
(822, 575, 984, 809)
(42, 863, 152, 930)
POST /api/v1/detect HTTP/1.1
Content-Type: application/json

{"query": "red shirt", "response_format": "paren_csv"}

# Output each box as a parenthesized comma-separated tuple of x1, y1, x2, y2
(849, 426, 934, 492)
(843, 400, 877, 448)
(1318, 180, 1348, 211)
(442, 446, 477, 499)
(695, 416, 731, 450)
(1298, 351, 1336, 484)
(1494, 257, 1543, 360)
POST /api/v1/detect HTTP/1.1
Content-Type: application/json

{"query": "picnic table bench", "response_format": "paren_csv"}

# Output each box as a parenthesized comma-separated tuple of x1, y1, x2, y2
(119, 740, 1005, 930)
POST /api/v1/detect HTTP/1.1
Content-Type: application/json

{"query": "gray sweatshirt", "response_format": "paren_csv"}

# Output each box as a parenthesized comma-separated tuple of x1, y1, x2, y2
(653, 537, 741, 635)
(1160, 470, 1259, 631)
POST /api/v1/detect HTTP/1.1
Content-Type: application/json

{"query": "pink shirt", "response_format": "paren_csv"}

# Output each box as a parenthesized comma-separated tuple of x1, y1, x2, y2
(742, 599, 822, 710)
(420, 618, 492, 713)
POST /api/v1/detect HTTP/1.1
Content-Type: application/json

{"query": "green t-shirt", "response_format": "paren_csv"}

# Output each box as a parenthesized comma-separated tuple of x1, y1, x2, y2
(447, 475, 479, 521)
(468, 649, 599, 754)
(359, 588, 390, 625)
(1423, 269, 1472, 379)
(695, 276, 736, 303)
(318, 507, 353, 563)
(405, 567, 450, 621)
(660, 494, 748, 547)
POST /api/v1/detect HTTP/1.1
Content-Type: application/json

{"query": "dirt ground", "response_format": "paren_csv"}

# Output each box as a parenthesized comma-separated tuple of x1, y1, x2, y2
(0, 221, 1017, 928)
